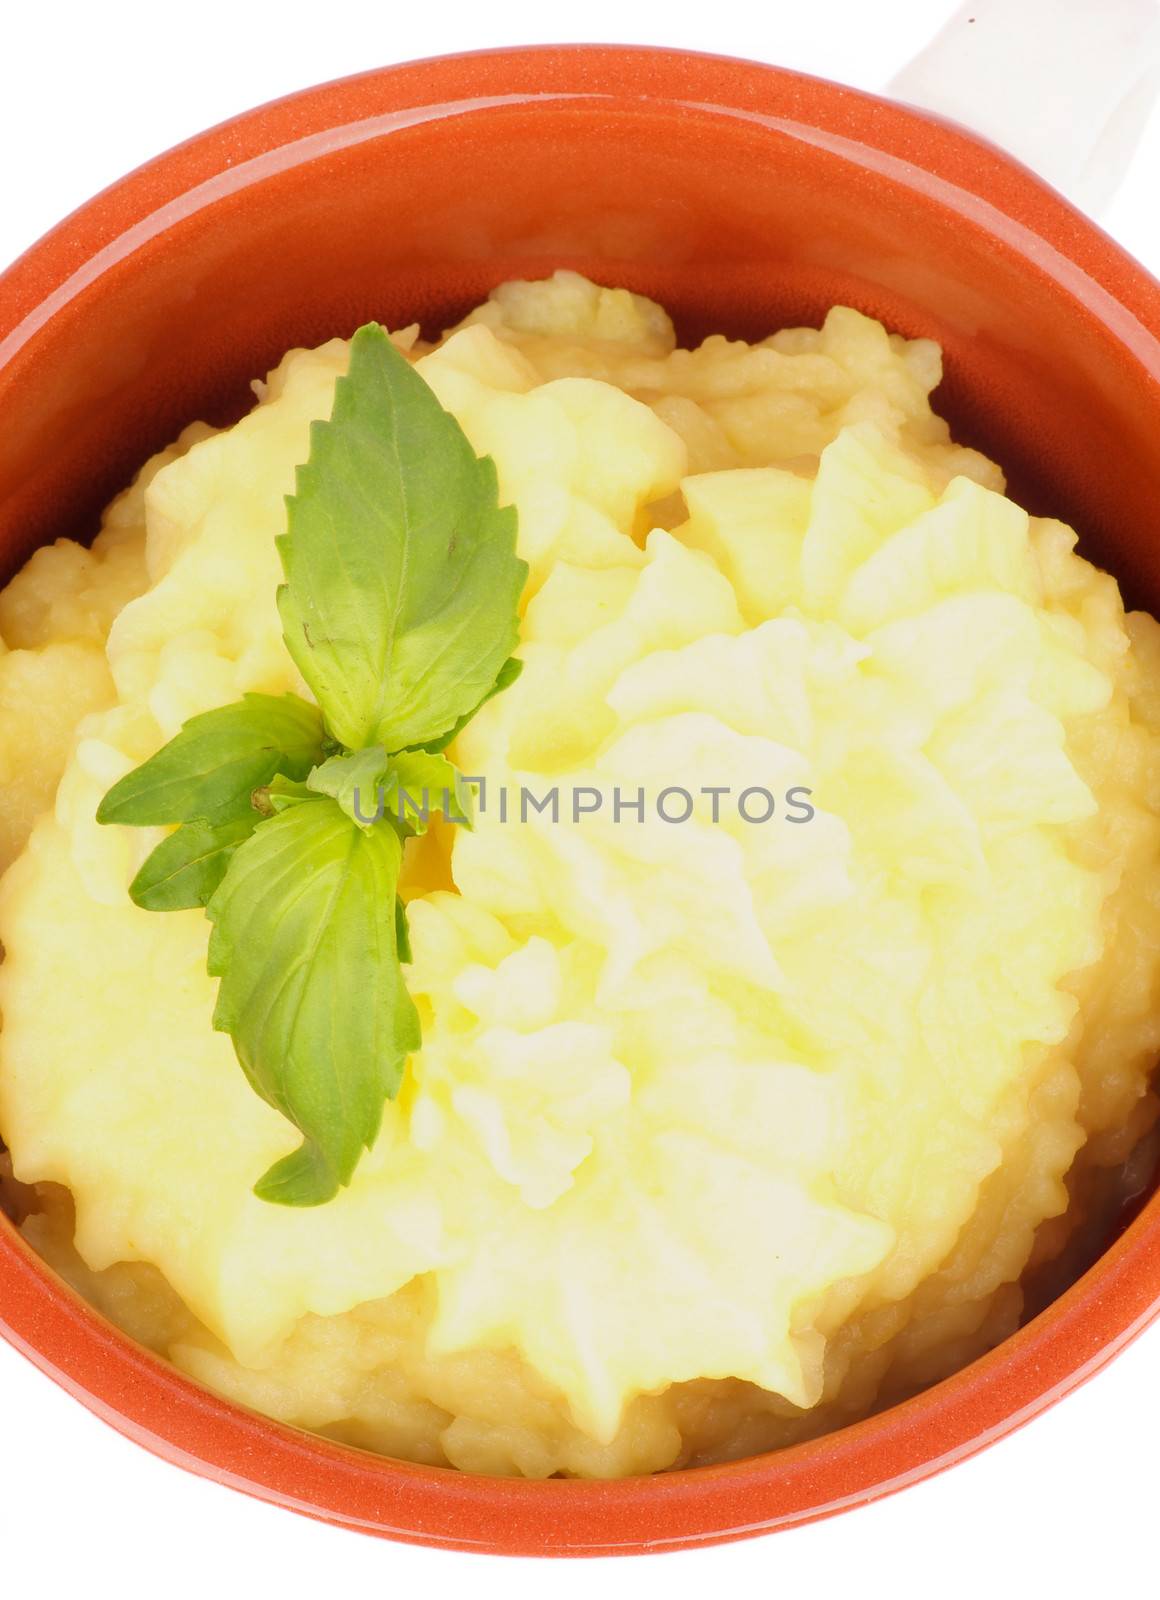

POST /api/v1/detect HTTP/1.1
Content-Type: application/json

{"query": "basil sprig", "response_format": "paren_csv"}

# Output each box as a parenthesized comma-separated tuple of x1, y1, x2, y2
(98, 324, 527, 1205)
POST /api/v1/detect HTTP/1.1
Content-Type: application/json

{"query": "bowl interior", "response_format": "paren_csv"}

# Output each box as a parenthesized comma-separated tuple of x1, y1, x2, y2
(4, 45, 1160, 1555)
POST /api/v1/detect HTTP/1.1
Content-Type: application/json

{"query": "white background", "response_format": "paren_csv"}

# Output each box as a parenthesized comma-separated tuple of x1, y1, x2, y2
(2, 2, 1158, 1594)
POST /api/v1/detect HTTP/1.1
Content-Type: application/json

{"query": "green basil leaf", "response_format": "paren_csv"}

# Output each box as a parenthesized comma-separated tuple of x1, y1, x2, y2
(395, 897, 413, 965)
(384, 749, 473, 834)
(412, 655, 523, 754)
(305, 746, 471, 834)
(97, 693, 325, 826)
(277, 323, 527, 752)
(129, 814, 257, 911)
(206, 798, 420, 1206)
(261, 775, 318, 814)
(306, 746, 391, 829)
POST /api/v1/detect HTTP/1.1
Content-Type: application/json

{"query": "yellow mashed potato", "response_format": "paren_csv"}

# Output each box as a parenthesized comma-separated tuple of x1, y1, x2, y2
(2, 271, 1160, 1478)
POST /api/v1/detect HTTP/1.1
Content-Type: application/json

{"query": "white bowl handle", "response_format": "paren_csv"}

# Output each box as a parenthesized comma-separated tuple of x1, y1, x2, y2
(888, 0, 1160, 218)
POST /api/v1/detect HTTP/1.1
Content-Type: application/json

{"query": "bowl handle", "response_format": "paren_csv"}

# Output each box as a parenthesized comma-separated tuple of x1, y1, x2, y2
(888, 0, 1160, 218)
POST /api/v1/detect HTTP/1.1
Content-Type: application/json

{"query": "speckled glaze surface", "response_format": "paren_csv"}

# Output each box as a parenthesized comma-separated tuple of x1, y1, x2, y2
(3, 44, 1160, 1557)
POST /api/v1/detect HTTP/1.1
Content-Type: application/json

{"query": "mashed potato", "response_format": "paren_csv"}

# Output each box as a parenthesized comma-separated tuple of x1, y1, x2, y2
(2, 272, 1160, 1478)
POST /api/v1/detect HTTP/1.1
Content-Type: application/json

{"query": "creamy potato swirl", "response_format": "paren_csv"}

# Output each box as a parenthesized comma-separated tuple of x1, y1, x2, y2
(2, 272, 1159, 1477)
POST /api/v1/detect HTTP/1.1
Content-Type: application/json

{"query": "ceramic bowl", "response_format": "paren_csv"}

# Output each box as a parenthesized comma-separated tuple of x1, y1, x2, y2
(3, 44, 1160, 1557)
